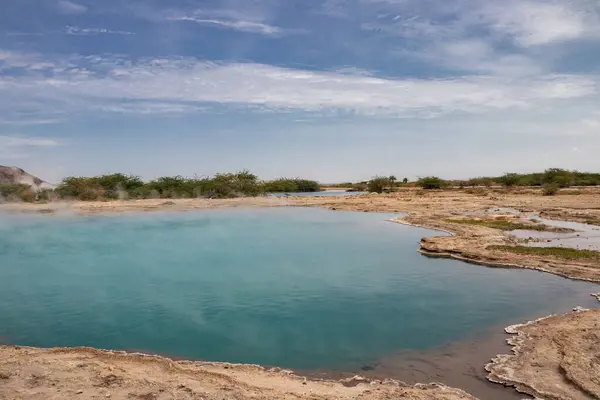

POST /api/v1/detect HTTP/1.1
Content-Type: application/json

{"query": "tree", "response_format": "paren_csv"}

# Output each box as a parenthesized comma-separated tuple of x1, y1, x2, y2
(402, 177, 408, 184)
(542, 183, 560, 196)
(542, 168, 574, 188)
(417, 176, 445, 190)
(368, 176, 390, 193)
(498, 173, 520, 187)
(388, 175, 397, 187)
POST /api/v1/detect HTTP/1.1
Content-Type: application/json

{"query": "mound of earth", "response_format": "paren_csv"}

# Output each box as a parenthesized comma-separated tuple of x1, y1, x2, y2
(486, 308, 600, 400)
(0, 166, 53, 190)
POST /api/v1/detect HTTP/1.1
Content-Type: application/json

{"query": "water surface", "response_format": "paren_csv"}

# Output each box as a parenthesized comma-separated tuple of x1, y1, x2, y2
(0, 208, 597, 372)
(270, 190, 367, 197)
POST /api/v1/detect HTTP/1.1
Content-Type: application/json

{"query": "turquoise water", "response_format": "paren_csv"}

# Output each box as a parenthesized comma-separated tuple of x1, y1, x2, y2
(0, 208, 598, 371)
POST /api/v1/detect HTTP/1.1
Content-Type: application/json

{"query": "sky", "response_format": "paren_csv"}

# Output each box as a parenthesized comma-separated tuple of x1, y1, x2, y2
(0, 0, 599, 183)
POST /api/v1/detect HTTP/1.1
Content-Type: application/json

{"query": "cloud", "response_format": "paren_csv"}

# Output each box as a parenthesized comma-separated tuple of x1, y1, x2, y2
(357, 0, 600, 79)
(65, 26, 135, 36)
(0, 135, 58, 148)
(56, 0, 87, 14)
(0, 50, 57, 71)
(0, 118, 63, 126)
(477, 0, 600, 47)
(0, 52, 597, 119)
(169, 17, 285, 36)
(396, 38, 543, 77)
(0, 135, 58, 160)
(97, 102, 208, 115)
(360, 0, 600, 47)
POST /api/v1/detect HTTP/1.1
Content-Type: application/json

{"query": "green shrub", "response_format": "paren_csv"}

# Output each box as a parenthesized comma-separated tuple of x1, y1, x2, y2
(542, 183, 560, 196)
(483, 169, 599, 188)
(263, 178, 320, 193)
(0, 184, 36, 202)
(367, 176, 391, 193)
(417, 176, 445, 190)
(498, 173, 520, 187)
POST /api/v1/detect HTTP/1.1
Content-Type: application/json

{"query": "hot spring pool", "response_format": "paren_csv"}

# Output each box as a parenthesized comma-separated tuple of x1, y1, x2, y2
(0, 207, 597, 371)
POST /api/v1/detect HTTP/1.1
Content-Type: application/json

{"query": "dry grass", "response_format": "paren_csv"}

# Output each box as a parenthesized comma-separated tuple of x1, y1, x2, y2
(489, 245, 600, 261)
(446, 219, 573, 232)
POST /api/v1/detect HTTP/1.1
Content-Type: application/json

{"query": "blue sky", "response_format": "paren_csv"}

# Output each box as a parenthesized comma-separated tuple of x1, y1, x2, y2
(1, 0, 599, 183)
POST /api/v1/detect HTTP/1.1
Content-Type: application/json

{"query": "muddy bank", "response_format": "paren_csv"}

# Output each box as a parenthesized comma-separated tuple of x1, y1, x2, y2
(486, 308, 600, 400)
(297, 326, 526, 400)
(0, 345, 478, 400)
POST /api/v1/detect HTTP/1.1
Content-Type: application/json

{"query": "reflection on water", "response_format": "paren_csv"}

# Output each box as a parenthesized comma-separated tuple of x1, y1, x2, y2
(270, 190, 368, 197)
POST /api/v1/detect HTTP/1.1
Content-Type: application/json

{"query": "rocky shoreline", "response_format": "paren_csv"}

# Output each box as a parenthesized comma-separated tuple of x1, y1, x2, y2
(0, 345, 478, 400)
(485, 308, 600, 400)
(1, 308, 599, 400)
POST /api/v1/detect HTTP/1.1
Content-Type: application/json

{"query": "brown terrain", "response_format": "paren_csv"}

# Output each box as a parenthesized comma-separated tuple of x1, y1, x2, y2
(0, 346, 477, 400)
(486, 308, 600, 400)
(1, 188, 600, 399)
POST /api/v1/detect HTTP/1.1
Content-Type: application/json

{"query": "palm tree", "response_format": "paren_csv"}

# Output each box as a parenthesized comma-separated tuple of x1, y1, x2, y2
(388, 175, 397, 188)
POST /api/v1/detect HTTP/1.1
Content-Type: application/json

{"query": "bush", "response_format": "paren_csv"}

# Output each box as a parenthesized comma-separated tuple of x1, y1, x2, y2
(367, 176, 391, 193)
(542, 183, 560, 196)
(498, 173, 520, 187)
(541, 168, 574, 188)
(484, 169, 600, 188)
(0, 184, 36, 202)
(263, 178, 320, 193)
(417, 176, 445, 190)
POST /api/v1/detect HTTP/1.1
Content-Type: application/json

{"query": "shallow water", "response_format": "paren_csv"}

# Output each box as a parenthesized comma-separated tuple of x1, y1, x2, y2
(270, 190, 367, 197)
(481, 207, 600, 251)
(0, 208, 598, 375)
(510, 218, 600, 251)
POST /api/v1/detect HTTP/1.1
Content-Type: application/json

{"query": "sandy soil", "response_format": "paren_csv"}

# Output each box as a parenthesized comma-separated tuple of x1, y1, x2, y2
(0, 346, 477, 400)
(486, 308, 600, 400)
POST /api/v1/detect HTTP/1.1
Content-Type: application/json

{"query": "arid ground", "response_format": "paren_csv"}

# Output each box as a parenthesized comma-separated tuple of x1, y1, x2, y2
(1, 188, 599, 399)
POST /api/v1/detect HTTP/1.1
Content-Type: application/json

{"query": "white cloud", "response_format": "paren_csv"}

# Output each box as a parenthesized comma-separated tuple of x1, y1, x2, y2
(0, 52, 597, 119)
(0, 50, 57, 71)
(56, 0, 87, 14)
(398, 39, 542, 76)
(477, 0, 600, 47)
(0, 135, 58, 148)
(363, 0, 600, 46)
(0, 118, 63, 126)
(169, 17, 284, 35)
(65, 26, 135, 36)
(98, 102, 208, 115)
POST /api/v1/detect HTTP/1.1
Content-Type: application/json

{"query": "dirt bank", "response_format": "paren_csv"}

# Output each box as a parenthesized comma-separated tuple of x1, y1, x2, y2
(0, 346, 477, 400)
(486, 308, 600, 400)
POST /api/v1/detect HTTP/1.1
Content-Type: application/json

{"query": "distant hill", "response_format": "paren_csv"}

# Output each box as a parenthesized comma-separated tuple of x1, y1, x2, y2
(0, 166, 54, 191)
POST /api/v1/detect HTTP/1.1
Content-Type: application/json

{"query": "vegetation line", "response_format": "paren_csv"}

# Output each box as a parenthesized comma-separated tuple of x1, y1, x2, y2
(489, 245, 600, 261)
(1, 171, 321, 202)
(446, 219, 573, 232)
